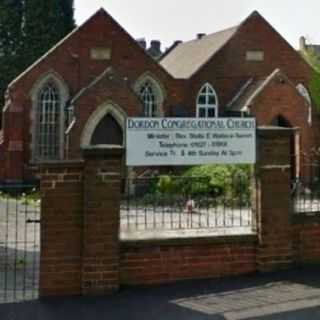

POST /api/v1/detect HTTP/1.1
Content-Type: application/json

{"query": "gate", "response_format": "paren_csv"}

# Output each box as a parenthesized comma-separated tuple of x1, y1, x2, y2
(0, 183, 40, 304)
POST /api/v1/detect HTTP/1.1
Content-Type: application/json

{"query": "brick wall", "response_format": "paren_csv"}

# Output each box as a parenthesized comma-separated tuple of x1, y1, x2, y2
(120, 237, 256, 286)
(251, 73, 314, 176)
(82, 147, 122, 295)
(40, 162, 83, 296)
(40, 147, 123, 297)
(40, 130, 313, 298)
(292, 220, 320, 264)
(256, 129, 293, 271)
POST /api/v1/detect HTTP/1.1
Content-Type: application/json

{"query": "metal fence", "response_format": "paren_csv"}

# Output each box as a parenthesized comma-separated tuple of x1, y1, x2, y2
(0, 183, 40, 304)
(121, 173, 254, 237)
(292, 177, 320, 215)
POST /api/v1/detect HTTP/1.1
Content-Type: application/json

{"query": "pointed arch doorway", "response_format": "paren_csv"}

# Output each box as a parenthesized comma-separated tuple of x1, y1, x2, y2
(80, 102, 126, 148)
(80, 101, 128, 192)
(90, 114, 123, 146)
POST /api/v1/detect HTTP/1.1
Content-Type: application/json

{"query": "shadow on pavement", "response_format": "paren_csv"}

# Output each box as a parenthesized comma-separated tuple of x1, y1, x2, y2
(1, 266, 320, 320)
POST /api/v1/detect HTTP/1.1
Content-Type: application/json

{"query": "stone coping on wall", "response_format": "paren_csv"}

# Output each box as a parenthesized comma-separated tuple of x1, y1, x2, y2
(82, 145, 123, 158)
(258, 126, 299, 131)
(39, 160, 84, 167)
(120, 230, 257, 247)
(292, 212, 320, 224)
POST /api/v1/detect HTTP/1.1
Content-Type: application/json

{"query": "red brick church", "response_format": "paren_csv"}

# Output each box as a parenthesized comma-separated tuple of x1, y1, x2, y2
(0, 8, 318, 182)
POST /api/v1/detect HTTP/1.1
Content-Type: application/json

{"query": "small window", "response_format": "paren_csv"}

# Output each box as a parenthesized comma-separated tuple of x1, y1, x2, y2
(90, 47, 112, 60)
(246, 50, 264, 62)
(196, 83, 218, 118)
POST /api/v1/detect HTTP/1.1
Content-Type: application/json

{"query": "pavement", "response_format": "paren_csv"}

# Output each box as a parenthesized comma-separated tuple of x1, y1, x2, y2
(2, 266, 320, 320)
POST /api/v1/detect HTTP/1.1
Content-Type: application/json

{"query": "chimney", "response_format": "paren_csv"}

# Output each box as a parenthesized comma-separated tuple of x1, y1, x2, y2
(137, 38, 147, 50)
(197, 33, 206, 40)
(300, 36, 306, 51)
(150, 40, 161, 52)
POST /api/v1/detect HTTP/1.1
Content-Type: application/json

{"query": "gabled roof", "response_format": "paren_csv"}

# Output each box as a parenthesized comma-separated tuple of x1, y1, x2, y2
(160, 26, 238, 79)
(227, 78, 264, 112)
(161, 10, 314, 80)
(9, 8, 173, 89)
(228, 69, 310, 112)
(70, 66, 138, 105)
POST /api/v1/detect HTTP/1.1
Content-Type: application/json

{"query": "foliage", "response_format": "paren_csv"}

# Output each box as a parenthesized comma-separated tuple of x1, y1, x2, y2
(144, 165, 252, 206)
(0, 0, 24, 112)
(301, 47, 320, 112)
(302, 47, 320, 73)
(0, 187, 40, 206)
(23, 0, 75, 68)
(309, 71, 320, 112)
(157, 175, 175, 193)
(182, 164, 251, 202)
(21, 188, 40, 206)
(0, 0, 75, 124)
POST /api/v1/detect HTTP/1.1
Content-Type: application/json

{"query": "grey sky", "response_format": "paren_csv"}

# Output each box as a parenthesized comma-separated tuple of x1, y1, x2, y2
(74, 0, 320, 51)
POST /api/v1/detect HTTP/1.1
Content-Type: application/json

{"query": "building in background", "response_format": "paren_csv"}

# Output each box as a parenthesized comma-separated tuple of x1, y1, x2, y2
(300, 36, 320, 60)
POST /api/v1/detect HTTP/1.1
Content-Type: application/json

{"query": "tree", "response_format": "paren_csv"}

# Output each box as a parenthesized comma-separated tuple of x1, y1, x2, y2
(301, 47, 320, 112)
(301, 46, 320, 73)
(0, 0, 75, 126)
(0, 0, 24, 110)
(23, 0, 75, 68)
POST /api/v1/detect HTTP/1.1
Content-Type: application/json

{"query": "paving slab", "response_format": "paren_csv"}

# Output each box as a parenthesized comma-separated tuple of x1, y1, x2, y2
(1, 267, 320, 320)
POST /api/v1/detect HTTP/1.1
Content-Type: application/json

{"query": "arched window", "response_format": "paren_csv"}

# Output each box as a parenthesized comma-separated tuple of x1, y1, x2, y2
(139, 81, 157, 117)
(196, 83, 218, 118)
(296, 83, 311, 105)
(134, 73, 165, 117)
(36, 82, 61, 160)
(296, 83, 312, 126)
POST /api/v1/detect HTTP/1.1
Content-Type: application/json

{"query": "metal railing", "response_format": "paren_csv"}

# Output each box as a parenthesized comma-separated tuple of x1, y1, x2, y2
(121, 174, 254, 236)
(0, 183, 40, 304)
(292, 177, 320, 215)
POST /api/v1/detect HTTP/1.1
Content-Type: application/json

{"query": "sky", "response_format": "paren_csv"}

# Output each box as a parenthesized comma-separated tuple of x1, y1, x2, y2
(74, 0, 320, 51)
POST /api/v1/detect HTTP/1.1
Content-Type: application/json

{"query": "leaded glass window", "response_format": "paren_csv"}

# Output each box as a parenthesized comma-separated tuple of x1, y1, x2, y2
(139, 82, 157, 117)
(36, 82, 61, 160)
(196, 83, 218, 118)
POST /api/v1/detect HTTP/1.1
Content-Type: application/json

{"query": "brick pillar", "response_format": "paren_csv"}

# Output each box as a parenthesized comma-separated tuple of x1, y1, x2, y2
(40, 162, 83, 297)
(82, 147, 122, 295)
(5, 105, 25, 181)
(256, 128, 293, 272)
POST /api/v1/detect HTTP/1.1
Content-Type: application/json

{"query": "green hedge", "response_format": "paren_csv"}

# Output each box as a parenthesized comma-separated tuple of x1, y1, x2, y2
(149, 165, 252, 206)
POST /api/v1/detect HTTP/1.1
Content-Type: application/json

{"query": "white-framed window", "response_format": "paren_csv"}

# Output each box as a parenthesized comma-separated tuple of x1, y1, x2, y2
(35, 82, 61, 160)
(139, 81, 157, 117)
(196, 83, 218, 118)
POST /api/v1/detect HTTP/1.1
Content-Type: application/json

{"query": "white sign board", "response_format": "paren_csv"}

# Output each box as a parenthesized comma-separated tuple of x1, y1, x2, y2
(126, 118, 256, 166)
